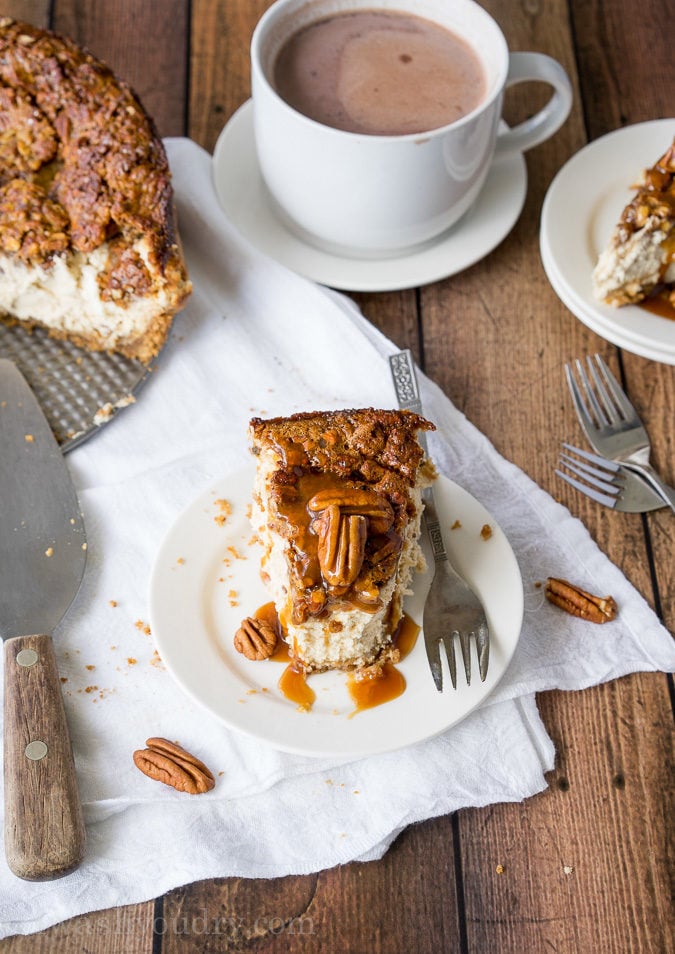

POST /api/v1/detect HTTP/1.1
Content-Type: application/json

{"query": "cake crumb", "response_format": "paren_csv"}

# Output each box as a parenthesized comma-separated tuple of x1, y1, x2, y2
(24, 434, 34, 443)
(480, 524, 493, 541)
(127, 657, 137, 665)
(109, 599, 118, 607)
(563, 865, 574, 875)
(496, 864, 505, 875)
(176, 557, 185, 565)
(85, 664, 95, 671)
(214, 499, 232, 526)
(45, 547, 53, 557)
(451, 519, 462, 529)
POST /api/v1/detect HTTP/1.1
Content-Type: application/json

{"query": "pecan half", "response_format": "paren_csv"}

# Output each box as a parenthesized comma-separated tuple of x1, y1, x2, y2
(545, 577, 618, 623)
(308, 488, 394, 534)
(316, 507, 367, 587)
(133, 737, 215, 794)
(234, 617, 278, 660)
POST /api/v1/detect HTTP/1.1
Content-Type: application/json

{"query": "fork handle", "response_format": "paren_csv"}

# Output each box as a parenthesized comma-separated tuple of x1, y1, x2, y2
(423, 488, 448, 563)
(622, 462, 675, 514)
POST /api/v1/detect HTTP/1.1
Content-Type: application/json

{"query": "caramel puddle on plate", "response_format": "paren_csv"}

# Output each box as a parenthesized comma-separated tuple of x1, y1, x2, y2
(638, 286, 675, 321)
(255, 603, 419, 714)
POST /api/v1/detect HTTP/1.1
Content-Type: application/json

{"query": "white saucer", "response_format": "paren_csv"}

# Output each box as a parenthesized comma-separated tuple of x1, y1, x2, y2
(212, 100, 528, 292)
(148, 467, 523, 758)
(540, 119, 675, 365)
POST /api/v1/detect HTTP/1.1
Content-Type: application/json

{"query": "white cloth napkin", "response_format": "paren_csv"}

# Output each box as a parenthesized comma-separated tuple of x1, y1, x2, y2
(1, 138, 673, 938)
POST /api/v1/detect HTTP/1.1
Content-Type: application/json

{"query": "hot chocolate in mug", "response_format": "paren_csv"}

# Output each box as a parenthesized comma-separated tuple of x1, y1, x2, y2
(251, 0, 572, 257)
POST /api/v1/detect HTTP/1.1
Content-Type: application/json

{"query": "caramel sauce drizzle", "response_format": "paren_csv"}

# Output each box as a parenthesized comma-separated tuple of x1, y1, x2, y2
(254, 602, 419, 715)
(638, 287, 675, 321)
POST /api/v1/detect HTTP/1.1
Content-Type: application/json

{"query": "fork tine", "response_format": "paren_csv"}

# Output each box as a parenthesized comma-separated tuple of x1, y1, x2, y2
(574, 358, 610, 426)
(586, 356, 622, 425)
(425, 635, 444, 691)
(441, 634, 458, 690)
(559, 454, 622, 493)
(561, 443, 622, 473)
(476, 624, 489, 682)
(555, 468, 619, 508)
(458, 632, 472, 685)
(592, 353, 639, 422)
(565, 364, 597, 435)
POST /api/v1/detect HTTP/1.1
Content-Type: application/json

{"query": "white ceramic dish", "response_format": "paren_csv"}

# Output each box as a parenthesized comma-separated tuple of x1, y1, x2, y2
(149, 467, 523, 758)
(540, 119, 675, 365)
(211, 100, 528, 292)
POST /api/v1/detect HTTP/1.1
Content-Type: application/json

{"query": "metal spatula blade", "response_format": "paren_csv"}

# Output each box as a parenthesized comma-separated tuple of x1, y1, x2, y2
(0, 359, 87, 880)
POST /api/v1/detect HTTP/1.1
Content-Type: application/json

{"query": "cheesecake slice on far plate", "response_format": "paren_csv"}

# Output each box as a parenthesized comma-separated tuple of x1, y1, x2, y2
(593, 137, 675, 309)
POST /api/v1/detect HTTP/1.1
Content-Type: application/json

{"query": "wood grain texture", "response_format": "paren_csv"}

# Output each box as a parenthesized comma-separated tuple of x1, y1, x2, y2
(0, 1, 49, 26)
(3, 635, 85, 881)
(51, 0, 189, 138)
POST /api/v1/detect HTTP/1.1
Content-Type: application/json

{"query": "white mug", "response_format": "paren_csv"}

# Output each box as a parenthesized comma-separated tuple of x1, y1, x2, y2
(251, 0, 572, 257)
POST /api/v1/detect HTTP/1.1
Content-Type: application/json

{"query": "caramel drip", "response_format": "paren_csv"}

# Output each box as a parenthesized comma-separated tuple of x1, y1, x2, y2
(393, 613, 420, 659)
(278, 663, 316, 711)
(639, 288, 675, 321)
(346, 663, 406, 715)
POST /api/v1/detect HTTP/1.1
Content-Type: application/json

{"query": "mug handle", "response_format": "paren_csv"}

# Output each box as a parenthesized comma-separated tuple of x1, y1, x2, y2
(495, 52, 573, 156)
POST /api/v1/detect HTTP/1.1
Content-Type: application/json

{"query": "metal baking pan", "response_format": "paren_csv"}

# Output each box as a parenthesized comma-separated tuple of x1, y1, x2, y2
(0, 321, 154, 453)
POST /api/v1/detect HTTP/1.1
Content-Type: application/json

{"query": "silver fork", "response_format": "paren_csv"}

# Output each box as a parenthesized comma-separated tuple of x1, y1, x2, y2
(556, 443, 666, 512)
(565, 354, 675, 514)
(389, 350, 489, 690)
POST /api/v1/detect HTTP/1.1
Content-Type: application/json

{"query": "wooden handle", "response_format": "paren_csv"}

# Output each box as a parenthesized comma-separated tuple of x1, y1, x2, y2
(3, 634, 85, 880)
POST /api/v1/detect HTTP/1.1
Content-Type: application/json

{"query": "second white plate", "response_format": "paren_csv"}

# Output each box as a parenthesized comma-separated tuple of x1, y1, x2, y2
(540, 119, 675, 364)
(149, 467, 523, 758)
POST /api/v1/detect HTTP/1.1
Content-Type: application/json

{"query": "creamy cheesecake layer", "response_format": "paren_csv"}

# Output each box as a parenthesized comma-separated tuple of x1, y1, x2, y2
(0, 236, 179, 362)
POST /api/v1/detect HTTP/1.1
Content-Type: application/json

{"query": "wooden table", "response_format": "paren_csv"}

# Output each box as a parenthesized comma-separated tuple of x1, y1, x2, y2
(2, 2, 673, 951)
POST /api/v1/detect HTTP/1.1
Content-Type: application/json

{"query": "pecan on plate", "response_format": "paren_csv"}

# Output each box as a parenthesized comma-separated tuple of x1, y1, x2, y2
(545, 577, 618, 623)
(133, 737, 215, 794)
(234, 616, 278, 660)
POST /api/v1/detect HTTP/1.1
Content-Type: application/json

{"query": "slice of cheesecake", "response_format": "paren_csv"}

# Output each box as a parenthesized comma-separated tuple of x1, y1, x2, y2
(249, 408, 435, 673)
(593, 137, 675, 308)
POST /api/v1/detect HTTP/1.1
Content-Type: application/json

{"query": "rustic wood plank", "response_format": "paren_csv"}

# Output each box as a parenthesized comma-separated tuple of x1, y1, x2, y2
(0, 904, 157, 953)
(189, 0, 269, 153)
(1, 0, 49, 26)
(569, 0, 673, 140)
(160, 813, 461, 953)
(51, 0, 189, 138)
(462, 673, 673, 954)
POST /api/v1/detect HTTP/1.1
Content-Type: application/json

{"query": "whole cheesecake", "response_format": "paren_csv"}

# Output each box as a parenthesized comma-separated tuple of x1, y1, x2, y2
(249, 408, 435, 673)
(0, 18, 191, 363)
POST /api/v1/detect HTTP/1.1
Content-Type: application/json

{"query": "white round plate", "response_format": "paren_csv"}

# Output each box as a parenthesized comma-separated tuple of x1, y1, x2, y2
(149, 467, 523, 758)
(540, 119, 675, 365)
(211, 100, 527, 292)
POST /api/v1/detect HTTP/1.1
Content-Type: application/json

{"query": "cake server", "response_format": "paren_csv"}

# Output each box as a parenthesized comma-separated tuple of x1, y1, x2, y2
(0, 359, 86, 880)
